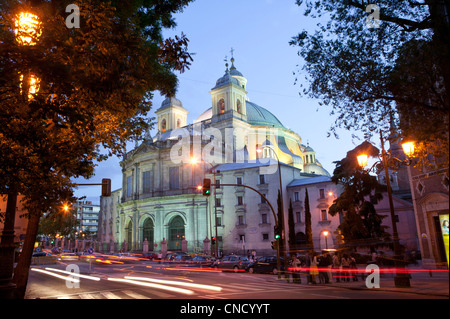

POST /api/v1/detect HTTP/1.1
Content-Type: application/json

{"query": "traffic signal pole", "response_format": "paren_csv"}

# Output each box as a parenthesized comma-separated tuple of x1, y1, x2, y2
(209, 183, 282, 280)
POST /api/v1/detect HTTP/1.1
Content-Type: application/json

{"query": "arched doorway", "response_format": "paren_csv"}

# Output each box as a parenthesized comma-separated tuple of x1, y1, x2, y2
(125, 220, 133, 251)
(142, 218, 154, 251)
(168, 216, 185, 250)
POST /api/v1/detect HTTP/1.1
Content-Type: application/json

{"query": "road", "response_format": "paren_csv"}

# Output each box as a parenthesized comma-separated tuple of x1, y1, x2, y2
(24, 259, 447, 300)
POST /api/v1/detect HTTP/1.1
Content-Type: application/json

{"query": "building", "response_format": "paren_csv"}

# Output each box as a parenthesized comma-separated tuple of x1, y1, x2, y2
(97, 57, 336, 255)
(0, 195, 28, 244)
(74, 200, 100, 238)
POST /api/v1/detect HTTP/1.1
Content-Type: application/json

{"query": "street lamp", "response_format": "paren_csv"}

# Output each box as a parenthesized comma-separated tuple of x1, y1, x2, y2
(190, 157, 219, 257)
(323, 230, 329, 250)
(357, 132, 414, 288)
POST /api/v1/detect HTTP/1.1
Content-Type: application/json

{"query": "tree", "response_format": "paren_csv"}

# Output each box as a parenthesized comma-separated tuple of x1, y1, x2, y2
(304, 188, 313, 252)
(287, 199, 296, 252)
(328, 142, 390, 249)
(290, 0, 449, 168)
(0, 0, 193, 299)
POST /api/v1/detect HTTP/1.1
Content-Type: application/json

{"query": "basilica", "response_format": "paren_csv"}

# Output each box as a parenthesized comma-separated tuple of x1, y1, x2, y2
(98, 58, 341, 256)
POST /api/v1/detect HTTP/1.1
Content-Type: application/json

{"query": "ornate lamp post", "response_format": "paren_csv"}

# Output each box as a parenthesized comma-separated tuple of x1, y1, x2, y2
(358, 132, 414, 288)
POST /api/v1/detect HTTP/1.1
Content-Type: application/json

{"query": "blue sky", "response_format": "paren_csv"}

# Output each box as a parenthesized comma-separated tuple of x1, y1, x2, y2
(73, 0, 361, 204)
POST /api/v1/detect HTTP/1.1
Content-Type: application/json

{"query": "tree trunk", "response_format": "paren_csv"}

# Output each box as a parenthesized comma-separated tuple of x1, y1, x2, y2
(12, 210, 41, 299)
(0, 192, 18, 299)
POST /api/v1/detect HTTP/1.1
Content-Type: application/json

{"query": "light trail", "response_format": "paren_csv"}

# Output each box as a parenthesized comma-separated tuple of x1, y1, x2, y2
(107, 277, 194, 295)
(44, 268, 101, 281)
(31, 268, 80, 283)
(124, 276, 222, 292)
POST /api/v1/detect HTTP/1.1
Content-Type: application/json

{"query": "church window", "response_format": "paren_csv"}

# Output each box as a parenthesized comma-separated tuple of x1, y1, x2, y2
(296, 211, 302, 223)
(236, 177, 242, 185)
(321, 209, 328, 221)
(261, 214, 268, 224)
(169, 166, 180, 189)
(177, 119, 181, 128)
(142, 171, 151, 193)
(259, 174, 265, 185)
(294, 191, 299, 202)
(161, 119, 167, 133)
(127, 176, 132, 197)
(237, 196, 243, 206)
(218, 98, 225, 114)
(236, 99, 241, 114)
(319, 189, 325, 199)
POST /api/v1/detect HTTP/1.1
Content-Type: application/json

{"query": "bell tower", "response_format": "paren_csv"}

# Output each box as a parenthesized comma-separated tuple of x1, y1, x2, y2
(210, 54, 248, 124)
(155, 97, 188, 133)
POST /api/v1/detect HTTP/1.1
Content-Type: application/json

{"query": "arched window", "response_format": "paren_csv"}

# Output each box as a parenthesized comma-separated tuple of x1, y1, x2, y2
(142, 218, 154, 250)
(218, 98, 225, 114)
(126, 220, 133, 251)
(177, 119, 181, 128)
(236, 99, 241, 114)
(161, 119, 167, 132)
(168, 216, 185, 250)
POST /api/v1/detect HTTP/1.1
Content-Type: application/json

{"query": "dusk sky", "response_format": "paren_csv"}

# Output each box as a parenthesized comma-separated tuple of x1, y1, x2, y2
(73, 0, 363, 203)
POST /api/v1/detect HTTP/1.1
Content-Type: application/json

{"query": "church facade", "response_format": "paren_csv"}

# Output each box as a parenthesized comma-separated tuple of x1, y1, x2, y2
(98, 58, 336, 256)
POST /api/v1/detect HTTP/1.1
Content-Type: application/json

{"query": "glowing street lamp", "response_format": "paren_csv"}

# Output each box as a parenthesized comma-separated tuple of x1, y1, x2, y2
(14, 12, 42, 46)
(323, 230, 329, 249)
(357, 154, 368, 168)
(402, 141, 415, 158)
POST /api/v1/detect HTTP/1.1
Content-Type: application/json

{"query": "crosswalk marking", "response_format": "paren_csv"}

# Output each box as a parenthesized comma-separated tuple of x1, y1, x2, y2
(122, 290, 152, 299)
(100, 291, 122, 299)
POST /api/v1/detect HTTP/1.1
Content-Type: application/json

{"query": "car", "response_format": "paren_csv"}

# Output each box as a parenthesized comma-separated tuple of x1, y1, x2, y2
(57, 252, 79, 261)
(211, 255, 250, 272)
(246, 256, 285, 275)
(173, 254, 193, 264)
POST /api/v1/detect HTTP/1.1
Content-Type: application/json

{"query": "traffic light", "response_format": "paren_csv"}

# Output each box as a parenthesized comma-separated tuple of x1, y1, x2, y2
(102, 178, 111, 197)
(274, 225, 281, 240)
(202, 178, 211, 196)
(271, 241, 277, 250)
(211, 236, 216, 245)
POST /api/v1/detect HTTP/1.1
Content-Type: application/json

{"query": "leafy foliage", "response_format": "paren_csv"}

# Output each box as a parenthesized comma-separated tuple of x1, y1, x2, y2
(329, 142, 390, 246)
(290, 0, 449, 168)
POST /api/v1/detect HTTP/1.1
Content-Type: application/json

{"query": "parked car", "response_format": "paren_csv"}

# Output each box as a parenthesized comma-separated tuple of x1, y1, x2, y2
(191, 255, 215, 267)
(211, 255, 250, 272)
(246, 256, 285, 275)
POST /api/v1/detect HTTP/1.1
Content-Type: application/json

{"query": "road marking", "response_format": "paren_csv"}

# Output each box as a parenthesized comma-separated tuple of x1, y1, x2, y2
(122, 290, 152, 299)
(100, 291, 122, 299)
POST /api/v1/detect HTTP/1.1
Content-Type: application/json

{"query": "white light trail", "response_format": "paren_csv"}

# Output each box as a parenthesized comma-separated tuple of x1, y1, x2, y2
(44, 268, 101, 281)
(124, 276, 222, 292)
(31, 268, 80, 283)
(107, 277, 194, 295)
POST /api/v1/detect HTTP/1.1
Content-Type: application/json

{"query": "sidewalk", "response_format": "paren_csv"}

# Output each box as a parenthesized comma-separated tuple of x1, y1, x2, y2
(310, 265, 449, 297)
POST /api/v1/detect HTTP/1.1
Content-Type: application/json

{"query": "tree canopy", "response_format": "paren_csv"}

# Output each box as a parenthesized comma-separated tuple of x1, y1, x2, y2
(329, 142, 390, 247)
(0, 0, 194, 298)
(290, 0, 449, 168)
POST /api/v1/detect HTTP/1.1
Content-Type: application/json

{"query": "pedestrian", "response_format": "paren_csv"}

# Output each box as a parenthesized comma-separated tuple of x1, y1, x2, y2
(318, 253, 327, 284)
(309, 251, 319, 284)
(332, 252, 340, 283)
(341, 253, 350, 282)
(291, 255, 302, 284)
(350, 254, 358, 281)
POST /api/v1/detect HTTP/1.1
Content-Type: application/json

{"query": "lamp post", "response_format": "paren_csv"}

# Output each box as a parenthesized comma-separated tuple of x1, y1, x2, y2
(191, 158, 219, 257)
(358, 131, 414, 288)
(323, 230, 329, 250)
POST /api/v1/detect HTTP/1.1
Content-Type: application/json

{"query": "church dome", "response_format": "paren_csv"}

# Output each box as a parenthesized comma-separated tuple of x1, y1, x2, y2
(213, 73, 242, 90)
(158, 97, 184, 110)
(246, 101, 285, 129)
(194, 102, 286, 129)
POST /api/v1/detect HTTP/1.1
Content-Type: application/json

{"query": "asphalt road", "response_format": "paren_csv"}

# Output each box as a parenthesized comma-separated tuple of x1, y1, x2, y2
(24, 260, 446, 301)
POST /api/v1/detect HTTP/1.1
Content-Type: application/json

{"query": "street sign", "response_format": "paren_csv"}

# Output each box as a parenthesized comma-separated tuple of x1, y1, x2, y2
(88, 248, 94, 254)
